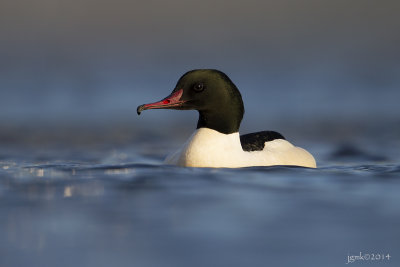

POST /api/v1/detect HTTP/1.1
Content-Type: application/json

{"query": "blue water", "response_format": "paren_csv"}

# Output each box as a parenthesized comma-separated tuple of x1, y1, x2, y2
(1, 0, 399, 265)
(1, 126, 399, 267)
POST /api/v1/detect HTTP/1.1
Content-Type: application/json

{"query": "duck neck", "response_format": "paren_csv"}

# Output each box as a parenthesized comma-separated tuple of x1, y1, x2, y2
(197, 110, 242, 134)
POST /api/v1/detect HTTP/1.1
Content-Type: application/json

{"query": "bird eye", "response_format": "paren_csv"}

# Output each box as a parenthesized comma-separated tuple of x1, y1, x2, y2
(193, 83, 205, 92)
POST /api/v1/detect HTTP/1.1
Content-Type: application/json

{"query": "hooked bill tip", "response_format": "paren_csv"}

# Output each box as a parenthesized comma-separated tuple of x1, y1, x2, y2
(137, 105, 145, 115)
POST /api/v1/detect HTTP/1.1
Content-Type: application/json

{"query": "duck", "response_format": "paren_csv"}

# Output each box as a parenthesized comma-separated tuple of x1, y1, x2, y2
(137, 69, 316, 168)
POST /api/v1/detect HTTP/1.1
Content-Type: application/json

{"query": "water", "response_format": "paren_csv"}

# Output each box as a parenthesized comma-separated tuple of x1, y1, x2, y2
(1, 0, 399, 265)
(1, 124, 399, 267)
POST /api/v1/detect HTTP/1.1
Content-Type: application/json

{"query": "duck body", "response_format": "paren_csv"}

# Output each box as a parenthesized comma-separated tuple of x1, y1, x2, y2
(165, 128, 316, 168)
(137, 69, 317, 168)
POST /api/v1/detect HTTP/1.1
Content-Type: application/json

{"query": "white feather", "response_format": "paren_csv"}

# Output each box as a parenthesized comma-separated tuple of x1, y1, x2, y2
(165, 128, 316, 168)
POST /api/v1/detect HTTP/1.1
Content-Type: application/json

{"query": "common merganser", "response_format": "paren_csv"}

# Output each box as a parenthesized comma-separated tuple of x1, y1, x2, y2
(137, 69, 316, 168)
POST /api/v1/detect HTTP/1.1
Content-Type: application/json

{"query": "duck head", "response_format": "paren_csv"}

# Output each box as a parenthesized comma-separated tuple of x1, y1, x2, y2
(137, 69, 244, 134)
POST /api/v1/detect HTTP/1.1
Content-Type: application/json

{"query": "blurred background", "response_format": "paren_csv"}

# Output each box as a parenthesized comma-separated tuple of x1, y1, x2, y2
(0, 0, 399, 146)
(1, 2, 400, 266)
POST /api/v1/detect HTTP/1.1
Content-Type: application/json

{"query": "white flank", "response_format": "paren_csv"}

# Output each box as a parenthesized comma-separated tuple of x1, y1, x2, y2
(165, 128, 316, 168)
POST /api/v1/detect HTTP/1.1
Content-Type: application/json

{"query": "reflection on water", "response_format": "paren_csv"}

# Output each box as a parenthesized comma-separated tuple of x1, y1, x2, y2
(1, 0, 399, 264)
(1, 138, 400, 267)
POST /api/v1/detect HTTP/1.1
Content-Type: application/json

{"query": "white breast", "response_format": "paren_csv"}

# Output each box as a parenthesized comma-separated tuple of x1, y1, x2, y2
(165, 128, 316, 168)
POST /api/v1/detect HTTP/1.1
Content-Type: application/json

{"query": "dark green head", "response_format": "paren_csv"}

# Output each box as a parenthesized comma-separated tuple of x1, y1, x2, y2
(137, 69, 244, 134)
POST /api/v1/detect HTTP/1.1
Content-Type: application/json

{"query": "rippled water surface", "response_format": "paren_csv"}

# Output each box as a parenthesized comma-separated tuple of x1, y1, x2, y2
(1, 126, 400, 267)
(2, 0, 400, 265)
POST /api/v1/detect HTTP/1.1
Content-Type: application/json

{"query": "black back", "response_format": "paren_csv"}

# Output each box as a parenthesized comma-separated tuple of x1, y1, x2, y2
(240, 131, 285, 151)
